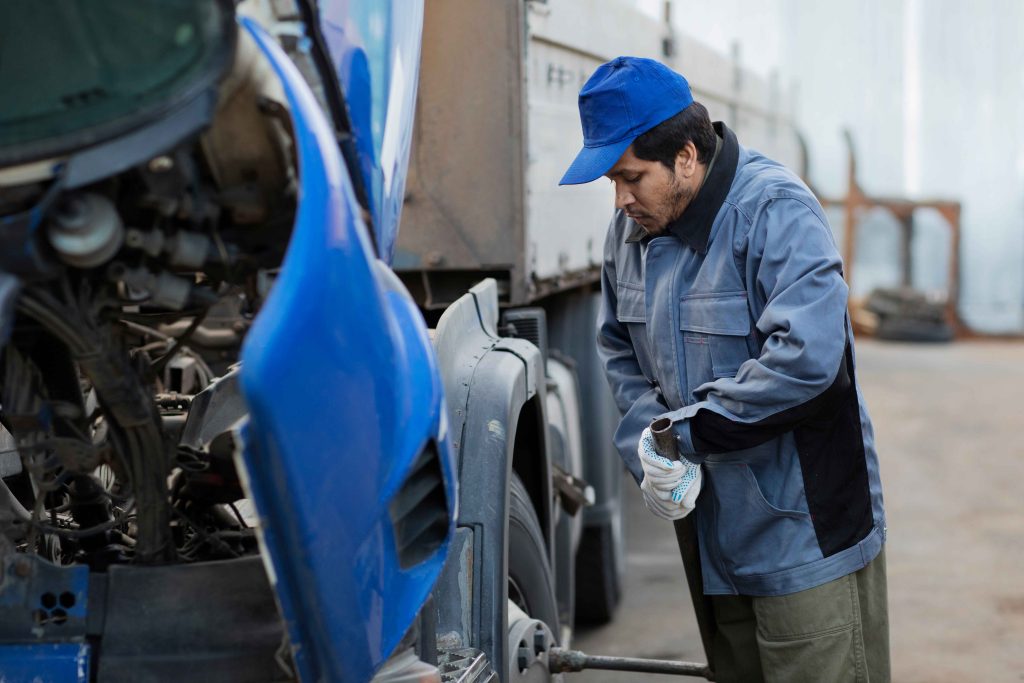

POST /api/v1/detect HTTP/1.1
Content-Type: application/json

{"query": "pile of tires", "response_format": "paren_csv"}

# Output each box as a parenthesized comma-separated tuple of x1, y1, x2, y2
(864, 287, 955, 343)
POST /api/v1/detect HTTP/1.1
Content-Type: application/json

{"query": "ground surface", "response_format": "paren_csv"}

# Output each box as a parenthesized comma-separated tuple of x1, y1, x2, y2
(572, 338, 1024, 682)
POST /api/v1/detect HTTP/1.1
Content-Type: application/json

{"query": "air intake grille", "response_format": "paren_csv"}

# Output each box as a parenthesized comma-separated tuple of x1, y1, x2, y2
(501, 308, 548, 368)
(389, 440, 450, 569)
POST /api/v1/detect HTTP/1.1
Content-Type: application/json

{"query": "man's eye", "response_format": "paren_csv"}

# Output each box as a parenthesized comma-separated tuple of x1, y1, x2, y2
(624, 175, 641, 183)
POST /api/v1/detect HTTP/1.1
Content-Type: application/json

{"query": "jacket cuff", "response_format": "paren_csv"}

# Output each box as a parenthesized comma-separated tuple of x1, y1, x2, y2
(672, 419, 704, 464)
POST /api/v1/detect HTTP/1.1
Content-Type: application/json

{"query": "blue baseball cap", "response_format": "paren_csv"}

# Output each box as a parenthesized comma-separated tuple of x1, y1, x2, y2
(559, 56, 694, 185)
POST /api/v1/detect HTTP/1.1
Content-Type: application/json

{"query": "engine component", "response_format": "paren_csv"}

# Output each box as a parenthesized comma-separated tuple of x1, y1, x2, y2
(46, 193, 124, 268)
(200, 21, 293, 224)
(0, 427, 20, 478)
(66, 473, 133, 570)
(52, 436, 102, 473)
(173, 433, 245, 507)
(124, 227, 213, 269)
(164, 356, 204, 396)
(67, 476, 111, 530)
(179, 366, 245, 450)
(16, 288, 174, 564)
(155, 294, 250, 349)
(107, 262, 217, 310)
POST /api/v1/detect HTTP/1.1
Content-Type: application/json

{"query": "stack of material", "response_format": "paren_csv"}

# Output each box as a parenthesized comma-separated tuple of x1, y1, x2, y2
(857, 287, 955, 342)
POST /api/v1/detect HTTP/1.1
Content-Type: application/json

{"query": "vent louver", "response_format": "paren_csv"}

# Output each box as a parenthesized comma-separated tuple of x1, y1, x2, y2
(388, 440, 450, 569)
(500, 308, 548, 369)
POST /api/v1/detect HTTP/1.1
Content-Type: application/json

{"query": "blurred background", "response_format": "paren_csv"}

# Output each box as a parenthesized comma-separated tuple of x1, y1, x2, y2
(632, 0, 1024, 335)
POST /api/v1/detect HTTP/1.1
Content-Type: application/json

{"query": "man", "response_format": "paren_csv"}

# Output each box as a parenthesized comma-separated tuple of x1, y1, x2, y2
(560, 56, 890, 682)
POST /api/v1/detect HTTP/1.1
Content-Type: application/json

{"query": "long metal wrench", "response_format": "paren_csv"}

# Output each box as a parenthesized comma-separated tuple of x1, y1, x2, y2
(651, 417, 717, 679)
(548, 648, 712, 678)
(545, 418, 717, 679)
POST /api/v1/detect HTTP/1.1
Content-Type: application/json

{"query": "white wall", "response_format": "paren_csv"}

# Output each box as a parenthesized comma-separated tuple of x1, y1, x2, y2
(634, 0, 1024, 333)
(910, 0, 1024, 331)
(638, 0, 785, 76)
(779, 0, 907, 198)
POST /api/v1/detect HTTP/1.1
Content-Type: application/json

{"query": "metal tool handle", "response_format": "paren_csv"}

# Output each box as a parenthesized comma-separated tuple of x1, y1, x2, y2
(549, 648, 713, 679)
(650, 417, 678, 460)
(649, 417, 717, 677)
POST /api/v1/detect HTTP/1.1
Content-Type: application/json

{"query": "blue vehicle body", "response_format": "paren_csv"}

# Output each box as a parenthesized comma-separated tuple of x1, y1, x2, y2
(0, 2, 455, 681)
(317, 1, 424, 263)
(237, 6, 455, 682)
(0, 559, 90, 682)
(0, 644, 90, 683)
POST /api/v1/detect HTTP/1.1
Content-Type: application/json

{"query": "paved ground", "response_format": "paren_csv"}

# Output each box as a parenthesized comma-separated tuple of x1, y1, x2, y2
(572, 339, 1024, 682)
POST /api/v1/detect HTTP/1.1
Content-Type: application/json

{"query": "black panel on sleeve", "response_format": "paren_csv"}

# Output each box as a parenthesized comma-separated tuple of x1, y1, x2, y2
(689, 344, 874, 558)
(793, 348, 873, 557)
(689, 346, 852, 454)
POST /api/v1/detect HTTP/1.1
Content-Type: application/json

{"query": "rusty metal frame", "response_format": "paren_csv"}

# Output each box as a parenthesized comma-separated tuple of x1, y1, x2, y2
(806, 131, 970, 337)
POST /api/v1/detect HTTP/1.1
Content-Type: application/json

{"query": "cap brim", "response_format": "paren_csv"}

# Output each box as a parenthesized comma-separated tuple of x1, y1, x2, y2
(558, 137, 634, 185)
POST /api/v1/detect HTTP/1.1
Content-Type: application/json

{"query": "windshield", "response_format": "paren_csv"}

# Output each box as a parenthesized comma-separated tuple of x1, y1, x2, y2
(0, 0, 234, 167)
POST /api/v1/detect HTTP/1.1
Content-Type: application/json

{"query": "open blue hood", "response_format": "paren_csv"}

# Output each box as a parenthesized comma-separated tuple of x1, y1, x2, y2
(318, 0, 423, 264)
(239, 6, 455, 681)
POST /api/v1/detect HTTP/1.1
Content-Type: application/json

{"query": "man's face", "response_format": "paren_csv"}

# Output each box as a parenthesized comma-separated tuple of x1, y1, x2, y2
(604, 144, 701, 235)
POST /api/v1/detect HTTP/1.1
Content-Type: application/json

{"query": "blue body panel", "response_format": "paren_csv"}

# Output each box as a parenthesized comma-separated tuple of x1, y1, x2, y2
(238, 16, 454, 683)
(0, 556, 90, 683)
(0, 643, 90, 682)
(319, 0, 423, 264)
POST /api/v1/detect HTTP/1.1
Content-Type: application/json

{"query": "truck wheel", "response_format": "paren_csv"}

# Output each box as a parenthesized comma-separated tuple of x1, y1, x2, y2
(573, 503, 623, 625)
(507, 474, 560, 637)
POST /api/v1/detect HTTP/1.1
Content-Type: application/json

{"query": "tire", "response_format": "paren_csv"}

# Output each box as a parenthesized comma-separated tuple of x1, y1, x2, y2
(875, 316, 954, 343)
(507, 474, 560, 636)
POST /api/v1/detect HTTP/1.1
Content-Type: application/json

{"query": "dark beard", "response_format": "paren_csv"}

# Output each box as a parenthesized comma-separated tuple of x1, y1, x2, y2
(668, 178, 697, 223)
(647, 177, 696, 236)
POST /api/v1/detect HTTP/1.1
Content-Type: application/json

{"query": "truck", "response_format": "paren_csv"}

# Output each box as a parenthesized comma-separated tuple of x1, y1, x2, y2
(0, 1, 803, 681)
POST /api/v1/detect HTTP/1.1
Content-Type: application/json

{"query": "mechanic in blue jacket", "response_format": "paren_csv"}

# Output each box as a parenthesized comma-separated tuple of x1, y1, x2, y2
(561, 57, 890, 682)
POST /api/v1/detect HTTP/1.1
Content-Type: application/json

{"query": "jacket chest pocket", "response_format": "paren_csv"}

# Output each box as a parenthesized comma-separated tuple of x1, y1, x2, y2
(679, 293, 752, 393)
(616, 282, 647, 323)
(616, 282, 658, 382)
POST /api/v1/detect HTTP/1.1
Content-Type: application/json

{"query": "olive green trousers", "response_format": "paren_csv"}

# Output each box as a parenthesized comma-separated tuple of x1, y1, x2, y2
(709, 547, 890, 683)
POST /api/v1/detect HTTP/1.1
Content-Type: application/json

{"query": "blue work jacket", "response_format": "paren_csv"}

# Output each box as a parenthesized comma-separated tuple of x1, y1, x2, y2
(598, 122, 886, 596)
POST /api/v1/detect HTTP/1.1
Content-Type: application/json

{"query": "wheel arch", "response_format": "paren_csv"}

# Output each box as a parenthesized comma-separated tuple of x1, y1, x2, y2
(510, 391, 553, 558)
(428, 280, 555, 677)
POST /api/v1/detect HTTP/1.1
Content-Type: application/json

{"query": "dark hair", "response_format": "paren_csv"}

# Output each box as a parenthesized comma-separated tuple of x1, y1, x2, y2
(632, 101, 716, 170)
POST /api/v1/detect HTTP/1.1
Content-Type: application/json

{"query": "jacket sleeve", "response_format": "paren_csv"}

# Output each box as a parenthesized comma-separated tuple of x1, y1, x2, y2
(596, 222, 665, 485)
(664, 196, 852, 461)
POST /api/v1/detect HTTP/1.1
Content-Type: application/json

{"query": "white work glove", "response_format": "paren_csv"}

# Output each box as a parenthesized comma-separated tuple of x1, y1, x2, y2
(638, 426, 702, 521)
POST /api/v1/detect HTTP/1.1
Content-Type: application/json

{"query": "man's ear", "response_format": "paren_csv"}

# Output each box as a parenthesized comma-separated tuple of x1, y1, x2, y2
(675, 141, 698, 179)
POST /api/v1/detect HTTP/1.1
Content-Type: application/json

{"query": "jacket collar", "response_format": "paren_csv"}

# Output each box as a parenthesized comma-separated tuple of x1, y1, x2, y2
(625, 121, 739, 253)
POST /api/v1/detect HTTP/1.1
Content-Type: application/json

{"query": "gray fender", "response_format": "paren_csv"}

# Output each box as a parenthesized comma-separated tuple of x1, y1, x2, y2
(430, 279, 553, 676)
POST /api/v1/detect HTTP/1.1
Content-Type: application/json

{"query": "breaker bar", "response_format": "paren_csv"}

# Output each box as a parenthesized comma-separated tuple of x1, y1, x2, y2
(548, 648, 713, 679)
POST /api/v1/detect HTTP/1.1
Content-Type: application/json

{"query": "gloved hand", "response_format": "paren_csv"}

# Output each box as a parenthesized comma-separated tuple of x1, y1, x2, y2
(638, 426, 702, 521)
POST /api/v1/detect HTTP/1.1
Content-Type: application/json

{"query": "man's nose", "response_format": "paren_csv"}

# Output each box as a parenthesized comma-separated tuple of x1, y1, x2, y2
(614, 185, 635, 210)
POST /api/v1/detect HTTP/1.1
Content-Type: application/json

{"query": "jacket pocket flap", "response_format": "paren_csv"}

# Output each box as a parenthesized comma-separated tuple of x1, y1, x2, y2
(616, 283, 646, 323)
(679, 294, 750, 335)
